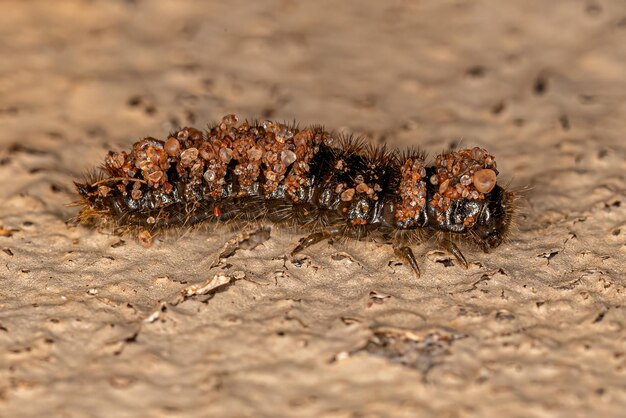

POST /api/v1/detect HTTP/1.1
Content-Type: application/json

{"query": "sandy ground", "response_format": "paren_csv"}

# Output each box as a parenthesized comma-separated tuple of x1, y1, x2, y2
(0, 0, 625, 417)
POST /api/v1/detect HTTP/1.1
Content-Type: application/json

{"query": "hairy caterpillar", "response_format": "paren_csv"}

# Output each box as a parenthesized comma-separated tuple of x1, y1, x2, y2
(74, 114, 516, 276)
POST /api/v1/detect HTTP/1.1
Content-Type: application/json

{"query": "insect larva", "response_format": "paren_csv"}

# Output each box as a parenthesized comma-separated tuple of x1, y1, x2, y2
(74, 114, 516, 276)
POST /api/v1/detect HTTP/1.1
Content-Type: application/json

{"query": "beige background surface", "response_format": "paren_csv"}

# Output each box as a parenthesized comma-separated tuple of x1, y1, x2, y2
(0, 0, 625, 417)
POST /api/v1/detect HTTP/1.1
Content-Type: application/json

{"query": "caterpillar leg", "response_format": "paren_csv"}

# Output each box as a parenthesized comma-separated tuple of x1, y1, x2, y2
(440, 239, 468, 269)
(291, 226, 343, 256)
(393, 245, 420, 278)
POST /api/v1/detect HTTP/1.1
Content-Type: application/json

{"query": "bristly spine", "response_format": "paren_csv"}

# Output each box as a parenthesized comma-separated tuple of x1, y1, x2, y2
(74, 114, 516, 276)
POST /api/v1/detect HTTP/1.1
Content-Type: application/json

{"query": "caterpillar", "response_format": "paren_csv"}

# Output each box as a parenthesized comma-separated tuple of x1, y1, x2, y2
(74, 114, 517, 277)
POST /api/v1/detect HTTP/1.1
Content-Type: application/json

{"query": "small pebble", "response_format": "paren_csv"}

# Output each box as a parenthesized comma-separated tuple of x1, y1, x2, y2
(164, 137, 181, 156)
(341, 188, 355, 202)
(280, 150, 297, 166)
(473, 169, 497, 193)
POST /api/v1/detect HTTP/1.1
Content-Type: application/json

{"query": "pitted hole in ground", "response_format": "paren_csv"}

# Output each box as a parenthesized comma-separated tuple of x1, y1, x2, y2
(291, 255, 311, 268)
(219, 226, 272, 260)
(492, 101, 506, 115)
(127, 96, 142, 107)
(427, 251, 455, 267)
(534, 73, 549, 95)
(436, 258, 454, 268)
(466, 65, 487, 78)
(237, 226, 271, 251)
(126, 95, 156, 116)
(359, 330, 466, 377)
(331, 252, 356, 263)
(585, 2, 602, 17)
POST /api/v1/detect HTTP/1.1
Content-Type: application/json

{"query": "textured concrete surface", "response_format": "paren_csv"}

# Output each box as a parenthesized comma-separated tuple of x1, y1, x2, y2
(0, 1, 625, 417)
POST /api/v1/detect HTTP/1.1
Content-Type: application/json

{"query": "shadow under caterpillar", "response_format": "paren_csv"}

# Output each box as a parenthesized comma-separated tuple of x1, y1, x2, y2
(73, 114, 517, 277)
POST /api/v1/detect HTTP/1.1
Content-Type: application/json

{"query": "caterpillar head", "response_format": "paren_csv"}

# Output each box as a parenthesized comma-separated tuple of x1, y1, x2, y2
(73, 175, 121, 227)
(472, 185, 516, 252)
